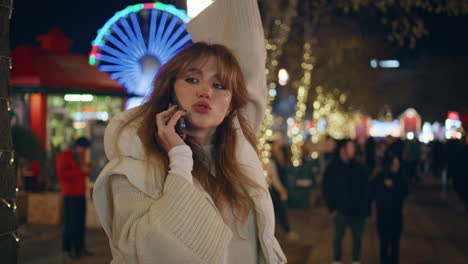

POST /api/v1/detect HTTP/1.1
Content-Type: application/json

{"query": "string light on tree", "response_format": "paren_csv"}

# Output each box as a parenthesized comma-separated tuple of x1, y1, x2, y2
(257, 0, 297, 167)
(311, 86, 360, 141)
(291, 42, 313, 167)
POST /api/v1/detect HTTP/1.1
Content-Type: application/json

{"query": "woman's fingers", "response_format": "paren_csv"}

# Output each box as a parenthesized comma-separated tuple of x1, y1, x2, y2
(166, 110, 187, 129)
(155, 106, 188, 151)
(158, 105, 177, 119)
(156, 105, 176, 126)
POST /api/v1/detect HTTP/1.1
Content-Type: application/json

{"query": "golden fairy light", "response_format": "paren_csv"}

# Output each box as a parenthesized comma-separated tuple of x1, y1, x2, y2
(257, 0, 297, 167)
(311, 87, 361, 141)
(291, 42, 313, 167)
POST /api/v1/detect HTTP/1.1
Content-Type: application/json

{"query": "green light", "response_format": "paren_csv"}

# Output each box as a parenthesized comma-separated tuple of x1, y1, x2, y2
(90, 2, 191, 62)
(91, 40, 105, 46)
(128, 4, 143, 13)
(89, 56, 96, 65)
(155, 2, 189, 22)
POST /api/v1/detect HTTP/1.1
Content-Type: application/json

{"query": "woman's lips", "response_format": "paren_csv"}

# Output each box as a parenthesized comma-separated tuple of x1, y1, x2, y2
(192, 101, 212, 113)
(192, 105, 212, 113)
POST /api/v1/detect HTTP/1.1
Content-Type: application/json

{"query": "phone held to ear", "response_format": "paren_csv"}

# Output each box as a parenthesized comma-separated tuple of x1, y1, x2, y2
(169, 89, 187, 138)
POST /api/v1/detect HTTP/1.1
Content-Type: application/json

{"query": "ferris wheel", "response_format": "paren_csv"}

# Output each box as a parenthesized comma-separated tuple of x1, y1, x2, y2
(89, 2, 192, 108)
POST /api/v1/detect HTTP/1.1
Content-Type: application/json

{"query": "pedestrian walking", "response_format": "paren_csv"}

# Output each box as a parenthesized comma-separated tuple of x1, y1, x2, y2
(453, 136, 468, 212)
(56, 137, 92, 259)
(371, 154, 408, 264)
(267, 155, 300, 241)
(323, 139, 370, 264)
(402, 138, 421, 187)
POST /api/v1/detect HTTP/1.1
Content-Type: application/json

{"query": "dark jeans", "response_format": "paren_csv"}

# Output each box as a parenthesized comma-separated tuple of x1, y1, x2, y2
(333, 212, 365, 261)
(379, 231, 401, 264)
(270, 188, 290, 233)
(404, 161, 419, 187)
(377, 211, 403, 264)
(63, 195, 86, 256)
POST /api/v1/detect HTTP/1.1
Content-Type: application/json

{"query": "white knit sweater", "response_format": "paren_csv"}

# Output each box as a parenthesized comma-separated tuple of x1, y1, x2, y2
(93, 0, 287, 263)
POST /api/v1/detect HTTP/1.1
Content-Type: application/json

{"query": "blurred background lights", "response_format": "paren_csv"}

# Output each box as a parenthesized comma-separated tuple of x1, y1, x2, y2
(64, 94, 94, 102)
(278, 68, 289, 86)
(269, 88, 277, 97)
(380, 60, 400, 68)
(370, 59, 400, 68)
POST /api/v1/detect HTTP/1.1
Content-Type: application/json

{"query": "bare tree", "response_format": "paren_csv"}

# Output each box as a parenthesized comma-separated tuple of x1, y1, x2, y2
(0, 0, 17, 263)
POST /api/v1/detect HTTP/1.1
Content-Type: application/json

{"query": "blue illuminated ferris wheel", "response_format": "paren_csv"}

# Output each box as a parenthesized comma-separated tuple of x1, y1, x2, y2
(89, 2, 192, 108)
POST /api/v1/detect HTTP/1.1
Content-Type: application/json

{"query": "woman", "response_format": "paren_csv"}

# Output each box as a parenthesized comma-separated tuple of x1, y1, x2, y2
(92, 1, 286, 263)
(371, 154, 408, 264)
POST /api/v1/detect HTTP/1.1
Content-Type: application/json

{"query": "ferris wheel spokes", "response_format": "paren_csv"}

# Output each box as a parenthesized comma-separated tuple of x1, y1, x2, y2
(90, 2, 192, 108)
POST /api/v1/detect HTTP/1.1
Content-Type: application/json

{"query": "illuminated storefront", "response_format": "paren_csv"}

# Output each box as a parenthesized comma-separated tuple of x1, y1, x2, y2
(11, 30, 128, 187)
(11, 29, 127, 150)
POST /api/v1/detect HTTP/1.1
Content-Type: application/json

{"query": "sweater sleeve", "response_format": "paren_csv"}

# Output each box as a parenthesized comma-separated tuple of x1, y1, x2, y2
(187, 0, 267, 134)
(168, 145, 193, 184)
(109, 173, 232, 263)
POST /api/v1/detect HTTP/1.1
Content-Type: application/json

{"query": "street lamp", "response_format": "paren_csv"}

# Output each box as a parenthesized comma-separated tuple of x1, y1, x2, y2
(278, 68, 289, 86)
(370, 59, 400, 68)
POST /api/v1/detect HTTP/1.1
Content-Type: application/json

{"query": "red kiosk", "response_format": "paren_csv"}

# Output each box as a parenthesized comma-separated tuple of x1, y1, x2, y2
(11, 29, 127, 148)
(11, 29, 128, 190)
(399, 108, 421, 139)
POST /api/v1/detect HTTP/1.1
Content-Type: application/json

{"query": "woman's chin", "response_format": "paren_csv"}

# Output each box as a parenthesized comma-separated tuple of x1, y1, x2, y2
(186, 116, 223, 131)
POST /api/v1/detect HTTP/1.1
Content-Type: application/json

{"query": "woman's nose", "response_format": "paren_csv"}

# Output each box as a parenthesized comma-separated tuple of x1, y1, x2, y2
(196, 82, 212, 98)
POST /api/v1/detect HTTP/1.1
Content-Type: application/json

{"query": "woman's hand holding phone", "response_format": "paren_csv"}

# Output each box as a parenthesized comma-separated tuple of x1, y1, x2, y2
(155, 105, 188, 152)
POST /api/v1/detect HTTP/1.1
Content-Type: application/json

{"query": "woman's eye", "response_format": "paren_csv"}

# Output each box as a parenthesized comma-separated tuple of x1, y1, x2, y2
(185, 78, 199, 84)
(213, 83, 225, 90)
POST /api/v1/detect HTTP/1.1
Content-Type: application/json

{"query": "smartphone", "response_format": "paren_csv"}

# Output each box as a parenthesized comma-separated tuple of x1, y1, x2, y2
(169, 89, 186, 137)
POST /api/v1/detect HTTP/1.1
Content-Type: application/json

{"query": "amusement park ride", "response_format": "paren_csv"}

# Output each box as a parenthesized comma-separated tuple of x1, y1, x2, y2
(89, 3, 193, 108)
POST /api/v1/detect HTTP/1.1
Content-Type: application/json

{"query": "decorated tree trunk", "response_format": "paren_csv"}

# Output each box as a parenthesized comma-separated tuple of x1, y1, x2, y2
(0, 0, 17, 263)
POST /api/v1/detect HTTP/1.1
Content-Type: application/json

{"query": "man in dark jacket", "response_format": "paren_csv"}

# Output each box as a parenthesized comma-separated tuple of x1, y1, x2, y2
(453, 136, 468, 212)
(56, 137, 92, 259)
(323, 139, 369, 264)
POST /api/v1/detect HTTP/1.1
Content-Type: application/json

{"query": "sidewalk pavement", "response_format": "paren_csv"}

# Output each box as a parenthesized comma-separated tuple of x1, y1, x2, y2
(18, 175, 468, 264)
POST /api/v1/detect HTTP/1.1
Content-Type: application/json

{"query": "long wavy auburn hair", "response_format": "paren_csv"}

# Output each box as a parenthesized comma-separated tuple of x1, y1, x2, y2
(116, 42, 265, 230)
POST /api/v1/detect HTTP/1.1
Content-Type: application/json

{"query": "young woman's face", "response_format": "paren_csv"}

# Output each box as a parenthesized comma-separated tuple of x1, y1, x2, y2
(390, 157, 400, 173)
(174, 56, 232, 135)
(345, 141, 356, 159)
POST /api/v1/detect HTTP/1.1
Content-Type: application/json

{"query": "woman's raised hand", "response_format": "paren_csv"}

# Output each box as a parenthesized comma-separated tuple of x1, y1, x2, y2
(155, 105, 188, 152)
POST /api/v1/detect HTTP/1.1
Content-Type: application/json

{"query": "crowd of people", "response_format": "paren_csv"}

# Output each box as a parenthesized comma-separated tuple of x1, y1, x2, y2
(267, 132, 468, 264)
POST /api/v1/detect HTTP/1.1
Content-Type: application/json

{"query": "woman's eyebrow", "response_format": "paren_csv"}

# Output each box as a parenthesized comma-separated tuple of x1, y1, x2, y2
(186, 68, 203, 76)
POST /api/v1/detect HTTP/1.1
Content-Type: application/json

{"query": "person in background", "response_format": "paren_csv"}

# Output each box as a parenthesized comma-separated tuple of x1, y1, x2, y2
(266, 145, 300, 241)
(453, 136, 468, 212)
(430, 140, 444, 178)
(270, 132, 291, 185)
(323, 139, 370, 264)
(56, 137, 93, 259)
(402, 137, 421, 187)
(371, 153, 408, 264)
(386, 137, 404, 161)
(365, 137, 377, 177)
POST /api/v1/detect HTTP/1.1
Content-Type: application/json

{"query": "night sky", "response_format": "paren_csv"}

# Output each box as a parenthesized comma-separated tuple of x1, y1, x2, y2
(10, 0, 468, 121)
